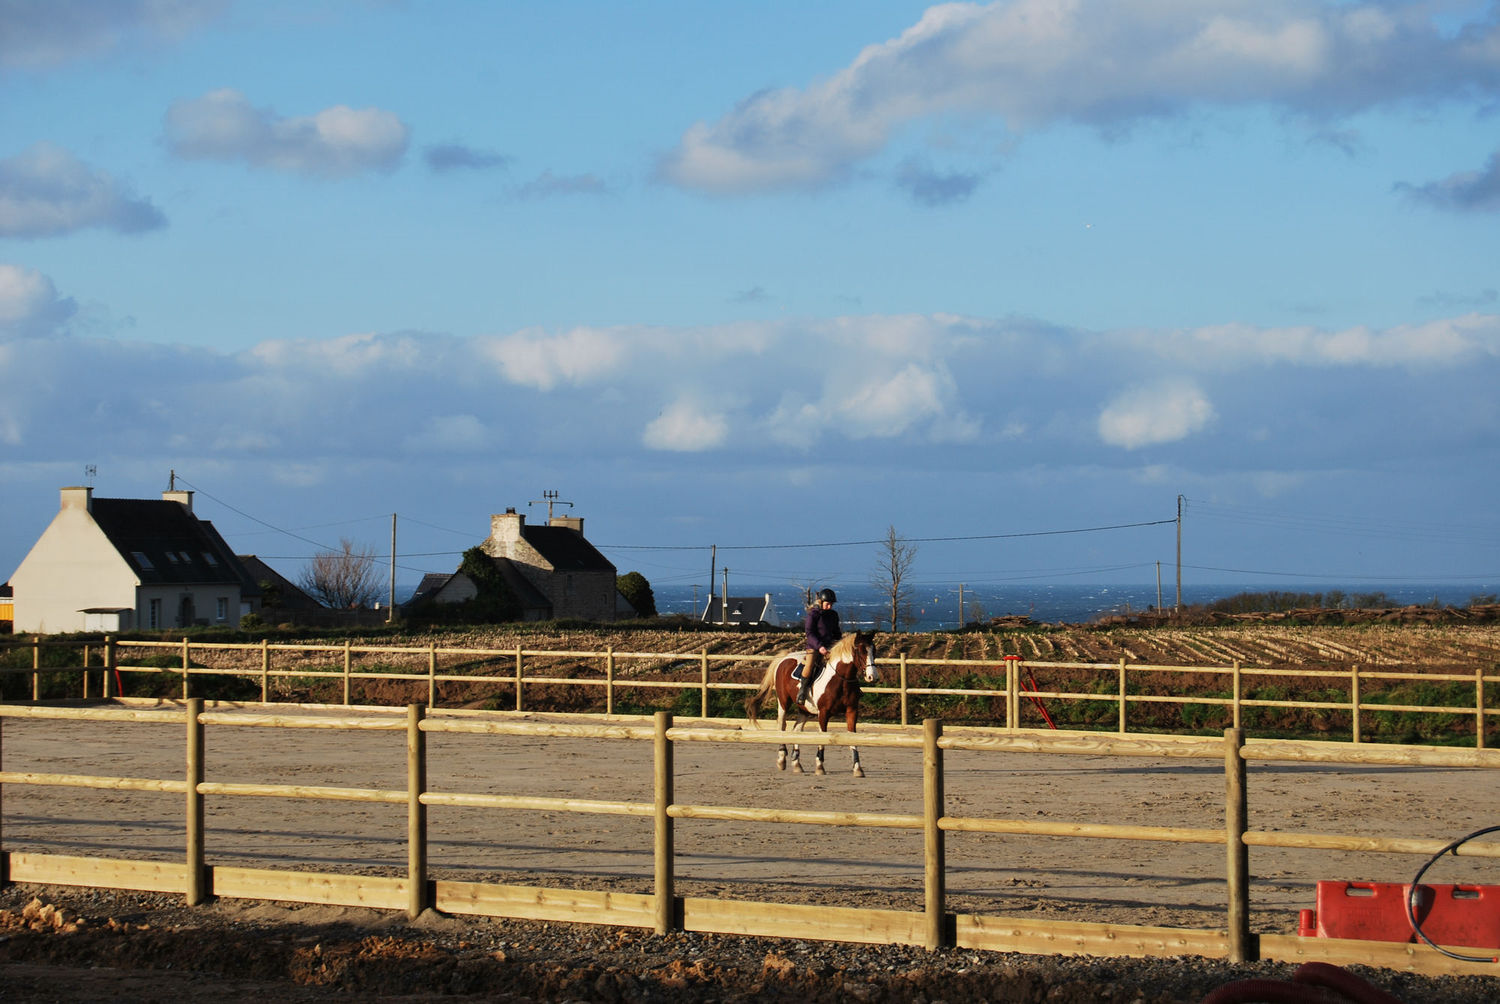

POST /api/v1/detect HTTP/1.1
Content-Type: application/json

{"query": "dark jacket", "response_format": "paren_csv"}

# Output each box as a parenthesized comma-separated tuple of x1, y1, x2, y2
(804, 605, 842, 652)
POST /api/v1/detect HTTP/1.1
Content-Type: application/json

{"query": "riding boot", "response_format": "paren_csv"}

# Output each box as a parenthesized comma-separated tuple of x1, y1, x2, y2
(796, 655, 817, 707)
(795, 677, 811, 707)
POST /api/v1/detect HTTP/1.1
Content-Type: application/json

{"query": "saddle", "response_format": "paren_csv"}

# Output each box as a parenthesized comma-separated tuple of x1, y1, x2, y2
(792, 655, 818, 681)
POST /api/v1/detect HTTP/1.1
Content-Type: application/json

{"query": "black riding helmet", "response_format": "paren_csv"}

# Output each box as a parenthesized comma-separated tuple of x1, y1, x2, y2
(816, 588, 836, 604)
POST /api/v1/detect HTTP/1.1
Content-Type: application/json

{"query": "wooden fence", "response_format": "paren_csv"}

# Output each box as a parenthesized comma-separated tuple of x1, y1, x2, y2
(2, 699, 1500, 977)
(2, 635, 1497, 745)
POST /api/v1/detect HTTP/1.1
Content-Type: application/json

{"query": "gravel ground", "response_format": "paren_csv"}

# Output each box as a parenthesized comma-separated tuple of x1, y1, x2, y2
(3, 886, 1499, 1003)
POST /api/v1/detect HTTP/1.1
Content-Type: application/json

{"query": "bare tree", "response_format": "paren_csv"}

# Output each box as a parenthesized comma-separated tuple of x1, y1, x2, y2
(872, 525, 917, 631)
(300, 537, 382, 609)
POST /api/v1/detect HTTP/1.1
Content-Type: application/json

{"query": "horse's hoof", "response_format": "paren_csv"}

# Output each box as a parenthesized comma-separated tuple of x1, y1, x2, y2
(853, 765, 866, 778)
(815, 763, 826, 776)
(791, 761, 805, 774)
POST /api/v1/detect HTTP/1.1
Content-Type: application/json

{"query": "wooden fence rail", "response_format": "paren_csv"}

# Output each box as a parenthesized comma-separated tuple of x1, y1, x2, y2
(2, 701, 1500, 976)
(2, 635, 1497, 746)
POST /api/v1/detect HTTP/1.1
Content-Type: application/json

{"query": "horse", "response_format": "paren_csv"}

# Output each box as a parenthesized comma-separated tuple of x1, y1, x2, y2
(744, 631, 879, 776)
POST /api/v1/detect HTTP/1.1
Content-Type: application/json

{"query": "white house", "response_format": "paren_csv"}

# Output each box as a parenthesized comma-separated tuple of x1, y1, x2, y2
(9, 486, 258, 634)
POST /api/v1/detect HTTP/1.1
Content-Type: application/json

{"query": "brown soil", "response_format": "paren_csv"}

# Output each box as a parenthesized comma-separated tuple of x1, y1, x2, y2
(4, 701, 1500, 1001)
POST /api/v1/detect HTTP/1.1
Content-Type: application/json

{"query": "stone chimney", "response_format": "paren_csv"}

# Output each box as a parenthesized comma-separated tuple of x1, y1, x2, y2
(489, 508, 525, 553)
(549, 515, 584, 533)
(163, 489, 194, 512)
(60, 486, 93, 512)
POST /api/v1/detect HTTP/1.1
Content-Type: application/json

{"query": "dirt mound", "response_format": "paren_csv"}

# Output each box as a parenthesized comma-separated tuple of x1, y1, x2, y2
(4, 890, 1494, 1003)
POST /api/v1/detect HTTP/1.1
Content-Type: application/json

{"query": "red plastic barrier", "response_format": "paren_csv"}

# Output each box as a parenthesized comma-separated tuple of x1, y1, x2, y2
(1300, 880, 1500, 949)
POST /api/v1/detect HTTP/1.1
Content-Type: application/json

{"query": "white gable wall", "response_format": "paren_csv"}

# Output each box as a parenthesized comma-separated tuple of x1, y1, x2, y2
(10, 490, 139, 634)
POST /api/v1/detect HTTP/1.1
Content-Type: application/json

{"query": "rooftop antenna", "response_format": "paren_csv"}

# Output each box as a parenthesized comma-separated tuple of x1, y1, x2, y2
(528, 490, 574, 522)
(84, 464, 97, 486)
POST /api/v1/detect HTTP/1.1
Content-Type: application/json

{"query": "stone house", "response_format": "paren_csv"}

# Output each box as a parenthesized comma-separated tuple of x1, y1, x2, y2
(483, 508, 619, 621)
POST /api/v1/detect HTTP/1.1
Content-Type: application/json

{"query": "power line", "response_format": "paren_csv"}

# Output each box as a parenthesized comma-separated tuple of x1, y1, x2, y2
(601, 518, 1176, 551)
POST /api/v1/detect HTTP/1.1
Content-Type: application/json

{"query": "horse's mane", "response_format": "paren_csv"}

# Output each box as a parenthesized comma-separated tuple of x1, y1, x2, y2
(828, 633, 860, 662)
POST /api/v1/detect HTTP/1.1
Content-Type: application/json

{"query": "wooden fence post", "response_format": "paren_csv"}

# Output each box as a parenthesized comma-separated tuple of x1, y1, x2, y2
(186, 698, 206, 906)
(1351, 666, 1362, 744)
(82, 644, 91, 700)
(342, 641, 352, 706)
(259, 639, 269, 703)
(104, 637, 115, 699)
(606, 647, 615, 717)
(1004, 655, 1020, 731)
(428, 643, 437, 708)
(1232, 661, 1242, 730)
(1117, 658, 1128, 734)
(1224, 727, 1250, 963)
(923, 718, 946, 950)
(31, 637, 40, 702)
(653, 711, 675, 935)
(699, 650, 709, 719)
(1476, 667, 1486, 750)
(407, 703, 428, 919)
(514, 648, 523, 712)
(900, 653, 909, 727)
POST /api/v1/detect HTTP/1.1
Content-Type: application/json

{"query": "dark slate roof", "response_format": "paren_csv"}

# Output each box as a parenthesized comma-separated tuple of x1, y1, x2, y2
(519, 525, 615, 573)
(703, 595, 774, 625)
(237, 555, 322, 610)
(406, 572, 454, 607)
(88, 498, 258, 594)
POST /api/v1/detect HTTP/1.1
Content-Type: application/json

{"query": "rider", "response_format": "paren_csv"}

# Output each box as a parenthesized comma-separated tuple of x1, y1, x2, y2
(798, 588, 842, 707)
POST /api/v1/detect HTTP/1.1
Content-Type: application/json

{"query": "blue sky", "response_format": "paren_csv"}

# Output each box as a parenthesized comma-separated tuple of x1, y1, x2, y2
(3, 0, 1499, 602)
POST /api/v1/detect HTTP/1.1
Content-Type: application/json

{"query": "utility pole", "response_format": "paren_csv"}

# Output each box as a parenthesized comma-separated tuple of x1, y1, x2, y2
(721, 567, 729, 625)
(1175, 494, 1183, 613)
(388, 513, 397, 622)
(958, 583, 965, 628)
(707, 545, 716, 621)
(528, 490, 573, 522)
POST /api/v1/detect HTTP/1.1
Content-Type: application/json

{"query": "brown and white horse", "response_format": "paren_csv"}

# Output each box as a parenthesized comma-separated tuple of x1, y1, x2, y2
(744, 631, 878, 776)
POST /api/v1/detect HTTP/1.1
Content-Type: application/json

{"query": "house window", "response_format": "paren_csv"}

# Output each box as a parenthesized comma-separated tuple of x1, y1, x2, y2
(165, 551, 180, 564)
(148, 598, 161, 629)
(202, 552, 219, 566)
(216, 597, 228, 622)
(132, 551, 155, 570)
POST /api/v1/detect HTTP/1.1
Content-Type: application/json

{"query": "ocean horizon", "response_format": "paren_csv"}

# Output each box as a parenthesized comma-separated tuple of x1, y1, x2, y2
(651, 581, 1498, 631)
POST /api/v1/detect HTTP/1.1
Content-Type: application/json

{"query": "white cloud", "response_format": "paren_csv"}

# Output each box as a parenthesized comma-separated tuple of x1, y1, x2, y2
(247, 331, 429, 376)
(0, 265, 76, 338)
(1098, 380, 1216, 449)
(643, 399, 729, 451)
(659, 0, 1500, 194)
(0, 143, 166, 238)
(1168, 315, 1500, 368)
(480, 327, 628, 389)
(831, 362, 950, 438)
(165, 89, 409, 177)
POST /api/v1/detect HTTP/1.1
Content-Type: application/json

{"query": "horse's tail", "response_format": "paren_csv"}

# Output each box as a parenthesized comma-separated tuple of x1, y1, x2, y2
(744, 659, 779, 727)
